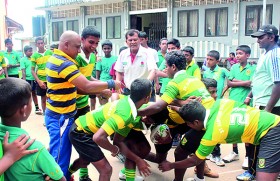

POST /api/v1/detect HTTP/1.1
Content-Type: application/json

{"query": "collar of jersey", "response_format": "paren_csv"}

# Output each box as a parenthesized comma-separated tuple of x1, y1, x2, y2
(78, 49, 91, 64)
(174, 70, 186, 79)
(54, 49, 77, 65)
(187, 59, 195, 68)
(128, 96, 137, 120)
(203, 110, 210, 129)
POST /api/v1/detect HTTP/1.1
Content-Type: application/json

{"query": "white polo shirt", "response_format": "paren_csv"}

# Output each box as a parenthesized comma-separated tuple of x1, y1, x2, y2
(252, 47, 280, 107)
(114, 46, 158, 89)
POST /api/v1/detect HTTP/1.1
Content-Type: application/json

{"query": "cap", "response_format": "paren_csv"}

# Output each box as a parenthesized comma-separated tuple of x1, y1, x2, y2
(251, 24, 279, 38)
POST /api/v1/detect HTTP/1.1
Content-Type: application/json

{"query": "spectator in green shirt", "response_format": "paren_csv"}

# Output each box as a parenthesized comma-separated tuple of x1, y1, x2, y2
(3, 39, 20, 78)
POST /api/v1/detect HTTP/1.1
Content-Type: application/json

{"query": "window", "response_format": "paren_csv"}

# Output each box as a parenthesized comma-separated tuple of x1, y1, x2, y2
(106, 16, 121, 39)
(67, 20, 79, 33)
(52, 21, 63, 41)
(205, 8, 228, 36)
(88, 18, 102, 35)
(178, 10, 198, 37)
(245, 5, 273, 36)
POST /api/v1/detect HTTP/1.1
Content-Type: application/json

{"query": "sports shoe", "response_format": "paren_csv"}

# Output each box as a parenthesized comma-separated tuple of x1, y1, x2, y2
(210, 156, 225, 167)
(205, 154, 212, 160)
(242, 157, 248, 170)
(79, 175, 92, 181)
(223, 151, 239, 163)
(119, 170, 144, 181)
(185, 175, 205, 181)
(194, 162, 219, 178)
(236, 171, 255, 181)
(35, 108, 43, 115)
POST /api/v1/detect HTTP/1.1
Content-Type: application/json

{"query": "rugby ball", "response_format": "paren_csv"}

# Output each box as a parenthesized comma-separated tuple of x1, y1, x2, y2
(150, 124, 172, 144)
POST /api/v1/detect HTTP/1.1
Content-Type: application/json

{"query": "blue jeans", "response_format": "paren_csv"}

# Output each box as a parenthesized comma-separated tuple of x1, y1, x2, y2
(45, 114, 74, 180)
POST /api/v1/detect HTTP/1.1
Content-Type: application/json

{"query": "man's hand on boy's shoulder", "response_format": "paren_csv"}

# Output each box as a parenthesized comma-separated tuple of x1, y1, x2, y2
(3, 131, 38, 162)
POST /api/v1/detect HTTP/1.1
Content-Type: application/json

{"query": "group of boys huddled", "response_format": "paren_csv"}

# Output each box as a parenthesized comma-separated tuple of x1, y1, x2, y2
(0, 23, 280, 181)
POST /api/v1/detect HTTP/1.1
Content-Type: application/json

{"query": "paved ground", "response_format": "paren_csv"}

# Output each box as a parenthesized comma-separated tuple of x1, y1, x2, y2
(23, 108, 249, 181)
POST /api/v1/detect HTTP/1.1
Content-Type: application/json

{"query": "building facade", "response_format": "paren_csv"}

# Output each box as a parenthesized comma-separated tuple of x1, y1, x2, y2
(38, 0, 280, 61)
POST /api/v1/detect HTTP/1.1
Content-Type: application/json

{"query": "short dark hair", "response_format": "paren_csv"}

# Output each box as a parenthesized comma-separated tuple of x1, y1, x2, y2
(207, 50, 220, 61)
(50, 43, 58, 49)
(4, 38, 12, 44)
(101, 40, 113, 48)
(229, 52, 235, 57)
(178, 100, 206, 123)
(159, 37, 168, 44)
(236, 45, 251, 55)
(119, 46, 128, 54)
(125, 29, 139, 39)
(0, 78, 31, 119)
(35, 37, 44, 43)
(167, 38, 180, 48)
(130, 78, 152, 103)
(165, 50, 186, 70)
(81, 26, 100, 39)
(182, 46, 194, 55)
(202, 78, 217, 89)
(23, 45, 32, 53)
(139, 31, 148, 38)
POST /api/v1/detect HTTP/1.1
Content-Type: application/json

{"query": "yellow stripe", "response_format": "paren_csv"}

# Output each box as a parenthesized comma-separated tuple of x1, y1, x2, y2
(241, 107, 259, 143)
(212, 100, 234, 142)
(37, 69, 46, 76)
(46, 68, 58, 77)
(46, 102, 76, 114)
(59, 64, 78, 76)
(68, 72, 81, 82)
(111, 114, 125, 129)
(195, 150, 206, 160)
(201, 97, 215, 109)
(48, 58, 63, 66)
(49, 93, 76, 102)
(193, 69, 201, 80)
(102, 122, 115, 136)
(79, 64, 94, 77)
(259, 117, 280, 139)
(86, 113, 99, 133)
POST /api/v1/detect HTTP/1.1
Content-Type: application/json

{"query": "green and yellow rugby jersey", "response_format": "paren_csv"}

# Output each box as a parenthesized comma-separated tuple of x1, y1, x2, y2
(186, 59, 201, 80)
(161, 70, 215, 127)
(0, 52, 7, 79)
(31, 50, 53, 82)
(45, 49, 82, 119)
(196, 99, 280, 159)
(75, 96, 142, 137)
(75, 52, 96, 109)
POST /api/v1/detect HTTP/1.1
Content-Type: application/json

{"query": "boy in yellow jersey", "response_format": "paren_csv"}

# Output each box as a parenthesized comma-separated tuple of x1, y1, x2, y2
(138, 51, 215, 179)
(159, 99, 280, 181)
(69, 79, 152, 181)
(0, 78, 66, 181)
(31, 37, 53, 115)
(183, 46, 201, 79)
(45, 31, 121, 180)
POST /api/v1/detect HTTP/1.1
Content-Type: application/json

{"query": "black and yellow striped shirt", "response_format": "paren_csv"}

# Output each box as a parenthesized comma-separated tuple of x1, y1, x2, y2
(45, 49, 82, 118)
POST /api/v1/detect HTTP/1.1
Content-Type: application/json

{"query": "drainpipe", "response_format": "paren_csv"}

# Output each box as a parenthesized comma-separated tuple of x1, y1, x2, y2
(262, 0, 266, 25)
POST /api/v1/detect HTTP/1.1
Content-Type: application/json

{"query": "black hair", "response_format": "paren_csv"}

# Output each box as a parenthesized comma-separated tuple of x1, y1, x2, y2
(236, 45, 251, 55)
(139, 31, 148, 38)
(165, 50, 186, 70)
(119, 46, 128, 54)
(178, 100, 206, 123)
(201, 78, 217, 89)
(50, 43, 58, 49)
(81, 26, 100, 39)
(101, 40, 113, 48)
(159, 37, 168, 44)
(182, 46, 194, 55)
(4, 38, 12, 44)
(207, 50, 220, 61)
(167, 38, 180, 48)
(229, 52, 235, 57)
(125, 29, 139, 39)
(0, 78, 31, 119)
(35, 37, 44, 43)
(23, 45, 32, 53)
(130, 78, 152, 103)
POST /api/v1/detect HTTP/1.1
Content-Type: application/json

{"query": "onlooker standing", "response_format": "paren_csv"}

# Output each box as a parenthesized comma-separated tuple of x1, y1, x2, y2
(225, 52, 238, 70)
(20, 45, 42, 115)
(183, 46, 201, 79)
(156, 38, 168, 94)
(236, 24, 280, 181)
(3, 39, 20, 78)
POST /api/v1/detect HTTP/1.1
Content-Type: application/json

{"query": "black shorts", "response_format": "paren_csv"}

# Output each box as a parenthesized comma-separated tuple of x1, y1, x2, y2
(36, 82, 47, 96)
(69, 123, 104, 162)
(180, 129, 206, 153)
(9, 74, 19, 78)
(149, 108, 172, 125)
(26, 80, 36, 91)
(154, 123, 190, 154)
(257, 123, 280, 173)
(74, 106, 90, 120)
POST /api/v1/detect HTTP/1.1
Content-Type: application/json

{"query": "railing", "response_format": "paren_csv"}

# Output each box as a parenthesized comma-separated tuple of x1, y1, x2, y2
(45, 0, 84, 7)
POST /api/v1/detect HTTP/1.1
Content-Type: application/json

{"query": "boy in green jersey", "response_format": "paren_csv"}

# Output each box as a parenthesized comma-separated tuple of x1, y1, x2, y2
(69, 78, 152, 181)
(159, 99, 280, 181)
(183, 46, 201, 79)
(21, 45, 42, 115)
(223, 45, 255, 168)
(3, 39, 20, 78)
(0, 78, 66, 181)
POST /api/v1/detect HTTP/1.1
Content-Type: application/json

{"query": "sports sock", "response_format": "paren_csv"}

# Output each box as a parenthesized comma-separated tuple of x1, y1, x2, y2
(245, 145, 249, 157)
(120, 168, 125, 174)
(79, 168, 88, 178)
(233, 146, 239, 154)
(125, 168, 136, 181)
